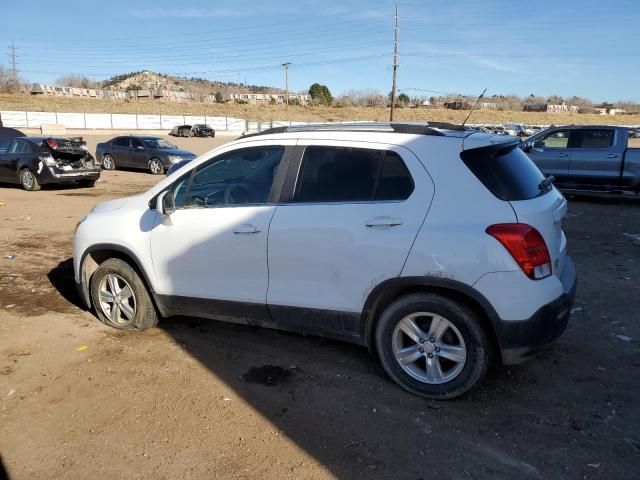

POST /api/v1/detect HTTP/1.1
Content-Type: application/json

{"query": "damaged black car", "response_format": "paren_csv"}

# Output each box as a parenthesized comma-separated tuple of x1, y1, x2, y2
(0, 136, 101, 191)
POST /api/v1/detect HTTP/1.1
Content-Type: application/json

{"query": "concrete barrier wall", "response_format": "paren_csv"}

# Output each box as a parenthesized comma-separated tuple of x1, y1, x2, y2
(0, 110, 269, 132)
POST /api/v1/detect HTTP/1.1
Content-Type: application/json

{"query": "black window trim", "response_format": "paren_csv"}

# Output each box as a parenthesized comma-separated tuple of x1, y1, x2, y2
(283, 144, 415, 205)
(158, 144, 295, 211)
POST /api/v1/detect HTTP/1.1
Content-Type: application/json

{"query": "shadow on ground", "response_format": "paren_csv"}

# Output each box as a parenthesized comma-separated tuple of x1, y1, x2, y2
(45, 195, 640, 479)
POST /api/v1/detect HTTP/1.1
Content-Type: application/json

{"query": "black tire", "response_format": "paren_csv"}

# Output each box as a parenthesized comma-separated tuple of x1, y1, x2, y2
(20, 168, 41, 191)
(79, 180, 96, 188)
(102, 154, 116, 170)
(90, 258, 158, 330)
(375, 293, 490, 400)
(149, 158, 164, 175)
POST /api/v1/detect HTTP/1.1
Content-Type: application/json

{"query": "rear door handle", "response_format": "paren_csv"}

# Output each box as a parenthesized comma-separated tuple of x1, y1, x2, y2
(233, 224, 261, 234)
(365, 217, 402, 227)
(607, 154, 618, 158)
(557, 153, 569, 158)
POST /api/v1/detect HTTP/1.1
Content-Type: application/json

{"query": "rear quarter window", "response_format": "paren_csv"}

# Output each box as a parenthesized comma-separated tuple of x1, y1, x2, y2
(461, 143, 547, 201)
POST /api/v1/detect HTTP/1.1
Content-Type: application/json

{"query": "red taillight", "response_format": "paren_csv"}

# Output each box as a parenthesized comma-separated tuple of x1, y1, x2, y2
(46, 139, 58, 149)
(486, 223, 552, 280)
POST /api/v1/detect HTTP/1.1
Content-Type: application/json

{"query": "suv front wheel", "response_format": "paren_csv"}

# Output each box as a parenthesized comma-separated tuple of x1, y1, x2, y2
(90, 258, 158, 330)
(375, 293, 490, 399)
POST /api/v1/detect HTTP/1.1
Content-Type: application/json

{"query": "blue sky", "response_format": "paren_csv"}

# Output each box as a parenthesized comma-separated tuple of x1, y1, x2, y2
(1, 0, 639, 102)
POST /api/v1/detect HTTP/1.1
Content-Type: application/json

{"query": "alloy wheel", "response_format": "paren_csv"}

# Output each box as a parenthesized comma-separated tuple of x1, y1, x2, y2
(21, 170, 34, 190)
(149, 159, 163, 174)
(98, 273, 137, 326)
(392, 312, 467, 384)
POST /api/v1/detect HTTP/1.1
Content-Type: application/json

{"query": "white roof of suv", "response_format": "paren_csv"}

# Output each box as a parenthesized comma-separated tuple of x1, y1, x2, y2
(240, 122, 517, 150)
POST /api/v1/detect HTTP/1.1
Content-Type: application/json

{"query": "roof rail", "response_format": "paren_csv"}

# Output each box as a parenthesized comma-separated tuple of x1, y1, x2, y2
(241, 121, 467, 138)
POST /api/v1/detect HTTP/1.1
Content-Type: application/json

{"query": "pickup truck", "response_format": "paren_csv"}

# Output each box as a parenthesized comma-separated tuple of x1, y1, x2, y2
(520, 125, 640, 194)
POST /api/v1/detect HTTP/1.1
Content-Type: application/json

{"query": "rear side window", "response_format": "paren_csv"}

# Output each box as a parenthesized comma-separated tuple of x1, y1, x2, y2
(572, 129, 614, 148)
(461, 143, 547, 201)
(293, 147, 413, 203)
(113, 137, 129, 147)
(9, 140, 32, 154)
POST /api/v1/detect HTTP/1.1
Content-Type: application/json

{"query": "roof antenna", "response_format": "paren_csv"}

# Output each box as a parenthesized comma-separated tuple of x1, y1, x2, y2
(461, 88, 487, 127)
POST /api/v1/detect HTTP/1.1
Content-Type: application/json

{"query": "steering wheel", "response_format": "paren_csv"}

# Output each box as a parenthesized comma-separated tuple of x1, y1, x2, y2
(223, 184, 252, 204)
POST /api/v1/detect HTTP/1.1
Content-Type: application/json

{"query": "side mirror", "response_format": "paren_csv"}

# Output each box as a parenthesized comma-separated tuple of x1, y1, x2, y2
(533, 140, 545, 150)
(156, 191, 175, 225)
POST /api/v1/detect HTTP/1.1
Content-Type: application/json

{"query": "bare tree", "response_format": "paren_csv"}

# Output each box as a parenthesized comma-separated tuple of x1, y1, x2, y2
(0, 64, 23, 93)
(56, 75, 99, 89)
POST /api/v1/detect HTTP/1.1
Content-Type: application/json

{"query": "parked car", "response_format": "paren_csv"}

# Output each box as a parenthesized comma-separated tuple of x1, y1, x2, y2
(487, 126, 508, 135)
(0, 136, 100, 191)
(0, 126, 25, 140)
(95, 136, 197, 175)
(504, 123, 528, 137)
(628, 127, 640, 139)
(521, 125, 640, 193)
(169, 125, 193, 137)
(74, 122, 576, 399)
(191, 124, 215, 137)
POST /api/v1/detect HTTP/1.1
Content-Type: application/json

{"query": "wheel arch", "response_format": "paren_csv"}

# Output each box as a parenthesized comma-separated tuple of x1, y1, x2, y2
(361, 276, 502, 359)
(79, 243, 156, 311)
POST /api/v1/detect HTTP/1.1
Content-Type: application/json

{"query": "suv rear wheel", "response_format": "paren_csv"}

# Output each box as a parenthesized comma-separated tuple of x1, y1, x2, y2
(90, 258, 158, 330)
(375, 293, 490, 399)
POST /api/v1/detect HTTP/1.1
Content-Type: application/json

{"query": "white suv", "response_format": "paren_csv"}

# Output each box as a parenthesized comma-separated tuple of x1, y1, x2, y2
(73, 123, 577, 399)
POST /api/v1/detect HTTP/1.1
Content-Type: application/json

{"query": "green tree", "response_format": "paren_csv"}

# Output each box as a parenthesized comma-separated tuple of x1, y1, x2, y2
(398, 93, 410, 107)
(308, 83, 333, 105)
(214, 91, 223, 103)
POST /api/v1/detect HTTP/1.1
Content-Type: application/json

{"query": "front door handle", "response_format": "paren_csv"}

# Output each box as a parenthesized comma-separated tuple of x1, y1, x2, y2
(557, 153, 569, 158)
(607, 154, 619, 158)
(365, 217, 402, 227)
(233, 224, 261, 234)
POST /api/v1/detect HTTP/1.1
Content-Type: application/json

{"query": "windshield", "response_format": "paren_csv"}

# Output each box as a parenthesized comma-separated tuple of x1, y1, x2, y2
(195, 124, 211, 128)
(142, 138, 177, 149)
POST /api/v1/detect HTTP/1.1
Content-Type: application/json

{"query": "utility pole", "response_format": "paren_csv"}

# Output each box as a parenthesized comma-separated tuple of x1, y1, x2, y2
(282, 62, 291, 111)
(389, 5, 399, 121)
(8, 41, 18, 92)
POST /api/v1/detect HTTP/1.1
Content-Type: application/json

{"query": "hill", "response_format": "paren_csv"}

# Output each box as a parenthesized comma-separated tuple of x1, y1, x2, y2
(100, 70, 283, 98)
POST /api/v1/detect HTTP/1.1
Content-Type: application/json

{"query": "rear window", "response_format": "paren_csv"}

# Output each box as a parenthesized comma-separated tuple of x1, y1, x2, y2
(293, 146, 414, 203)
(572, 129, 614, 148)
(461, 143, 547, 201)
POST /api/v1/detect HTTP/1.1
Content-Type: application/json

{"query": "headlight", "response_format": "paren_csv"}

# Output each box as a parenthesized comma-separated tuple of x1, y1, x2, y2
(167, 155, 182, 163)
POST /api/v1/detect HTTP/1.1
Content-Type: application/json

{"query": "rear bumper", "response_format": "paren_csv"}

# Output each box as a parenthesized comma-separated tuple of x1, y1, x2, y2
(39, 166, 101, 185)
(499, 256, 577, 365)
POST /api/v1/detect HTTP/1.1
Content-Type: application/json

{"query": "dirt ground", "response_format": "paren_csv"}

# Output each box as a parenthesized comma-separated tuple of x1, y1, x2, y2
(0, 134, 639, 480)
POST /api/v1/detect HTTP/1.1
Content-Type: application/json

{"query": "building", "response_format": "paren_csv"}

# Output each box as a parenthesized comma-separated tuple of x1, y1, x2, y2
(227, 92, 310, 105)
(546, 103, 579, 113)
